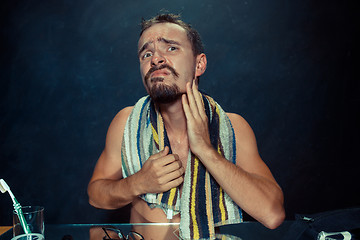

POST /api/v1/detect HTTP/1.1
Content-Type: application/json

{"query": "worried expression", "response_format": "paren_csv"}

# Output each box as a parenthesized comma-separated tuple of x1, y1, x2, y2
(138, 23, 204, 104)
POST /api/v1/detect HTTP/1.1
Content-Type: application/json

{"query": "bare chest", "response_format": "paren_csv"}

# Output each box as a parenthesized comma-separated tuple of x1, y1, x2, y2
(168, 138, 189, 169)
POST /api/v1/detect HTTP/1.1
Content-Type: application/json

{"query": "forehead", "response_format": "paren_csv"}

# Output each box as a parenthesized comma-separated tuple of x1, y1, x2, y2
(138, 22, 190, 49)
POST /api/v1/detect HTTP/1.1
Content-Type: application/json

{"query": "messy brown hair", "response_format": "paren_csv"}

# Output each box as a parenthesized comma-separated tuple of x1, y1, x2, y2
(140, 13, 204, 56)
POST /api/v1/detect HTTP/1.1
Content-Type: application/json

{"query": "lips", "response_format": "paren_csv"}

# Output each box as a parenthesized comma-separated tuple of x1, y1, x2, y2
(144, 64, 179, 83)
(151, 69, 170, 78)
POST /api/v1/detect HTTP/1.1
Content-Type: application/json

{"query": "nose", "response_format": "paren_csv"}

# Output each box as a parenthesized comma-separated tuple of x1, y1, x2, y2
(151, 52, 166, 66)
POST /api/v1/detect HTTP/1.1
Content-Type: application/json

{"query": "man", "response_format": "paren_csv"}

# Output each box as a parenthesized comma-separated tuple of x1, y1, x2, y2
(88, 14, 285, 239)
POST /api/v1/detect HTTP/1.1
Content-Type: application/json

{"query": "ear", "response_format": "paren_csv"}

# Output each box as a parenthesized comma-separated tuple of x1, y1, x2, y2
(195, 53, 207, 78)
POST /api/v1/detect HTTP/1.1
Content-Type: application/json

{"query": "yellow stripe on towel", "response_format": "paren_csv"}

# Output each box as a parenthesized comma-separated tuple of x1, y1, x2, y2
(191, 157, 200, 239)
(168, 187, 177, 206)
(217, 145, 226, 222)
(151, 125, 159, 145)
(219, 187, 226, 222)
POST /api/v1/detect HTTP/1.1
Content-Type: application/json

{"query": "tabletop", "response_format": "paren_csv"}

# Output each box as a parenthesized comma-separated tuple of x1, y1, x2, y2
(0, 221, 293, 239)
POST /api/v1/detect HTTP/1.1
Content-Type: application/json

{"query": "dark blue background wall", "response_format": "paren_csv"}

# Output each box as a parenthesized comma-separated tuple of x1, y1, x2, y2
(0, 0, 358, 225)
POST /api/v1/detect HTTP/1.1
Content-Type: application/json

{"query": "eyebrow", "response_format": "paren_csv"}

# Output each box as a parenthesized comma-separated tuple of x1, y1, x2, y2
(138, 37, 181, 57)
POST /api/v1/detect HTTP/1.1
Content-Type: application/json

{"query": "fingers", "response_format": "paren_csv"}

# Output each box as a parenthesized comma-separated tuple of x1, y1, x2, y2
(158, 154, 183, 177)
(185, 81, 200, 118)
(147, 151, 184, 179)
(151, 153, 184, 192)
(182, 93, 192, 122)
(192, 80, 206, 119)
(140, 150, 184, 193)
(158, 151, 180, 167)
(182, 81, 207, 122)
(159, 163, 185, 186)
(186, 81, 201, 120)
(148, 146, 170, 160)
(163, 175, 184, 190)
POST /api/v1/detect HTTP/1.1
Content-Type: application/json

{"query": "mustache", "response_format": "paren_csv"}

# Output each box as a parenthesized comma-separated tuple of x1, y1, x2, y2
(144, 64, 179, 82)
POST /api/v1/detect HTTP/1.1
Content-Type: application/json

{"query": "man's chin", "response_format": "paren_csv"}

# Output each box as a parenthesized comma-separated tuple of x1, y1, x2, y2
(151, 94, 182, 104)
(148, 83, 182, 104)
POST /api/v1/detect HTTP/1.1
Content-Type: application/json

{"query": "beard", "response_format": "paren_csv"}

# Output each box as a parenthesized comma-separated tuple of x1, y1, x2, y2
(148, 79, 182, 104)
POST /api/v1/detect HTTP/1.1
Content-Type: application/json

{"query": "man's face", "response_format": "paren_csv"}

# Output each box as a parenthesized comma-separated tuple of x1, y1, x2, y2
(138, 23, 197, 104)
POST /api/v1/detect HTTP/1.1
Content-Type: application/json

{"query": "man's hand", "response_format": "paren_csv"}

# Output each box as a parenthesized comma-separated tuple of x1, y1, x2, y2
(136, 146, 184, 195)
(182, 80, 212, 157)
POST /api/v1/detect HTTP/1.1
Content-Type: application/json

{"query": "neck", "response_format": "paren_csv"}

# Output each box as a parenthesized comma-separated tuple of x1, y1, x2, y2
(157, 98, 187, 136)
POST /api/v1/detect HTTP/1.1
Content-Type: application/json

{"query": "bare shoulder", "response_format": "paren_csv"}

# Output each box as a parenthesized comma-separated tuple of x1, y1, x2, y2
(226, 112, 248, 126)
(226, 112, 260, 162)
(226, 112, 255, 139)
(103, 106, 134, 158)
(106, 106, 134, 140)
(89, 106, 134, 182)
(117, 106, 134, 118)
(110, 106, 134, 129)
(226, 112, 276, 181)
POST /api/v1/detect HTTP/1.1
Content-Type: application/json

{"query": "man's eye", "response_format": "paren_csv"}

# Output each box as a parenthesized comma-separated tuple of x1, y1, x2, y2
(168, 46, 177, 51)
(143, 52, 152, 59)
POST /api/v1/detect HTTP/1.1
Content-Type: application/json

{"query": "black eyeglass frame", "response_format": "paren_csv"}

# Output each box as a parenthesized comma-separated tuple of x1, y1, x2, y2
(101, 227, 144, 240)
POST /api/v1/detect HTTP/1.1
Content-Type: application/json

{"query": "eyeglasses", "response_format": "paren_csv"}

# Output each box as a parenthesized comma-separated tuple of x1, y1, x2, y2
(102, 227, 144, 240)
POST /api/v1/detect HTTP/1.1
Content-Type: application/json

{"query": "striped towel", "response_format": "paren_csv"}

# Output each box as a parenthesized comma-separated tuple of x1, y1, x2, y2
(121, 94, 242, 239)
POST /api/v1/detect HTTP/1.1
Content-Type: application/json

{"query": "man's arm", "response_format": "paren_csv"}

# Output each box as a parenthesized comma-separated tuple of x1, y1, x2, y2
(87, 107, 137, 209)
(87, 107, 184, 210)
(182, 81, 285, 229)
